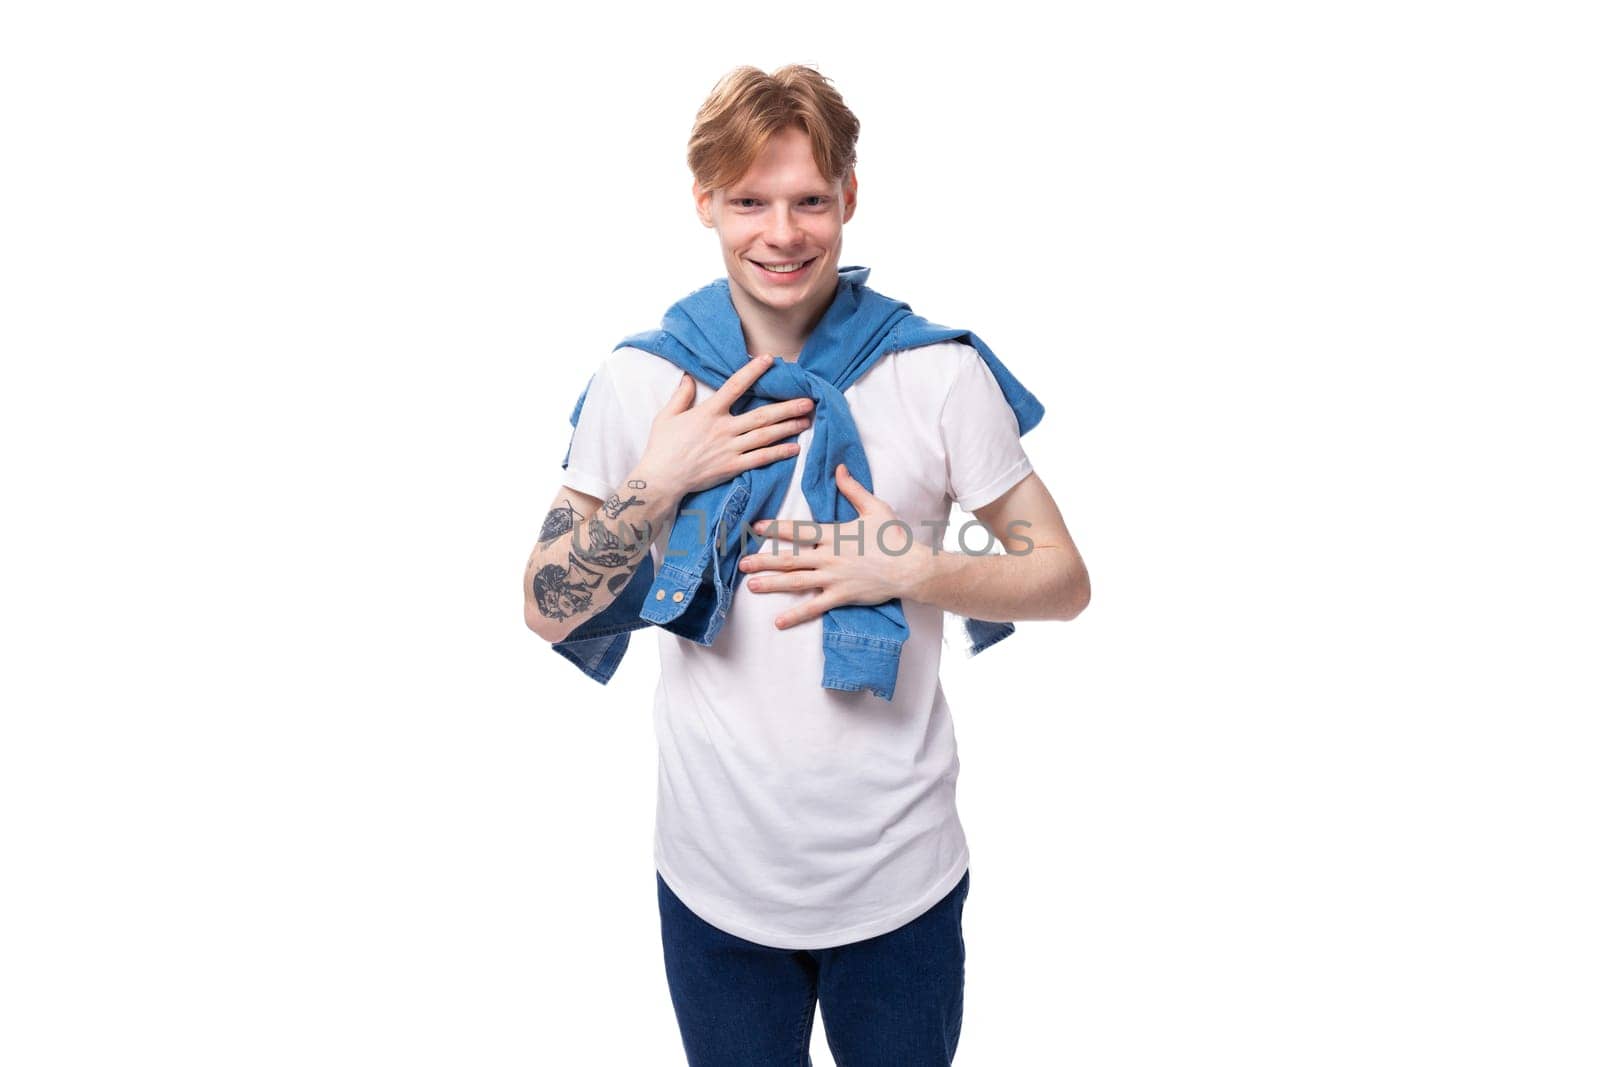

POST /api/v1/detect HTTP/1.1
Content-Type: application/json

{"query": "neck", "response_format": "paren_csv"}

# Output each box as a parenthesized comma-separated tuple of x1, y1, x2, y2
(728, 273, 838, 364)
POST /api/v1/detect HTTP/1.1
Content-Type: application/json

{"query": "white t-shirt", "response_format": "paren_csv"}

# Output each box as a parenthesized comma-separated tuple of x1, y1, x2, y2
(557, 340, 1034, 949)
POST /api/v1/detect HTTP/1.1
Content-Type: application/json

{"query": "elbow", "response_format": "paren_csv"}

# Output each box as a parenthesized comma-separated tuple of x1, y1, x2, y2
(524, 561, 571, 644)
(1058, 562, 1091, 622)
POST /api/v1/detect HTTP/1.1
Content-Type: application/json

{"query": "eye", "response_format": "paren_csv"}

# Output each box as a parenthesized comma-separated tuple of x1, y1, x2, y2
(803, 196, 829, 207)
(731, 198, 759, 208)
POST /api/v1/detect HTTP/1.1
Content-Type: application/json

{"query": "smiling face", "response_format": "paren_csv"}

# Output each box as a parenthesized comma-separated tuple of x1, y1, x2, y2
(694, 125, 858, 343)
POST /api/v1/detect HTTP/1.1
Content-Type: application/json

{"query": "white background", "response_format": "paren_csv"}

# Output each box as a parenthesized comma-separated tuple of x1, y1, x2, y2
(3, 2, 1596, 1064)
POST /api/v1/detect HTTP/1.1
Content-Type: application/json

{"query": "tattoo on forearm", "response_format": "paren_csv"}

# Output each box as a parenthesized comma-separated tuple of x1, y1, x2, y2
(574, 514, 648, 569)
(529, 479, 658, 624)
(531, 551, 606, 620)
(538, 500, 580, 544)
(602, 492, 644, 519)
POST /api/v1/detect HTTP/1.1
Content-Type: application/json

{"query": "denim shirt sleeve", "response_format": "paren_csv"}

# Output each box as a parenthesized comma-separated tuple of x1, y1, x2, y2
(960, 616, 1016, 657)
(640, 479, 751, 646)
(549, 479, 755, 684)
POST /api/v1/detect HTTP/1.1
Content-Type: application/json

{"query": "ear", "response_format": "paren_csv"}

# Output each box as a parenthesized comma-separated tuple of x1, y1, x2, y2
(841, 170, 859, 224)
(693, 181, 716, 229)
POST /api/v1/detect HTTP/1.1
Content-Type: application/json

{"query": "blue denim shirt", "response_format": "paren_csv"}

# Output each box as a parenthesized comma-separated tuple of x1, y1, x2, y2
(551, 265, 1045, 701)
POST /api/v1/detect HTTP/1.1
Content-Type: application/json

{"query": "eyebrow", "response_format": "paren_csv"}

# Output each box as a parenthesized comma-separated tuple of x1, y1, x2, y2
(727, 188, 833, 199)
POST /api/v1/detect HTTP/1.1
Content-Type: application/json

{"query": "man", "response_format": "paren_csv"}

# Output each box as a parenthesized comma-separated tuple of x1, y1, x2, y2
(524, 65, 1089, 1066)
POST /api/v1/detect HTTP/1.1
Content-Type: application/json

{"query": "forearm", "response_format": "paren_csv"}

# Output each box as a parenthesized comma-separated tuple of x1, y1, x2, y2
(524, 464, 683, 643)
(903, 542, 1088, 623)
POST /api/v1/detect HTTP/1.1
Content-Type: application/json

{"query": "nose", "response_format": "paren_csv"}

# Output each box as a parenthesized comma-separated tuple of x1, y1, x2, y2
(767, 205, 803, 249)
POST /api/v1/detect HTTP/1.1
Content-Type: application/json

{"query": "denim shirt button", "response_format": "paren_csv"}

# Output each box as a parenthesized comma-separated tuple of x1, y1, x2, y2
(671, 591, 685, 602)
(655, 590, 666, 601)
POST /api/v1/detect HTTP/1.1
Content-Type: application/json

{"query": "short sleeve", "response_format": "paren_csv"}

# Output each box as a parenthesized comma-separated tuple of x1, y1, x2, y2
(940, 346, 1034, 511)
(557, 359, 636, 501)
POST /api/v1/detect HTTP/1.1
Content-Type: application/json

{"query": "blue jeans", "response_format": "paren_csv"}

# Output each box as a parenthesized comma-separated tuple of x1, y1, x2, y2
(656, 869, 970, 1066)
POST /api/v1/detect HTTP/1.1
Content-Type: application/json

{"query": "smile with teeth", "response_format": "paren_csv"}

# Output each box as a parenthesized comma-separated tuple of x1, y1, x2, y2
(754, 257, 815, 273)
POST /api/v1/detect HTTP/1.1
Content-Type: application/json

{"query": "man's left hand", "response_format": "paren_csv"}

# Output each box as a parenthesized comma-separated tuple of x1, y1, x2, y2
(739, 464, 931, 630)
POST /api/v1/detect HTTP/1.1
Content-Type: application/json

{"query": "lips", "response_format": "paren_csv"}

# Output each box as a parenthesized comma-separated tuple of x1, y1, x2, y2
(751, 256, 817, 281)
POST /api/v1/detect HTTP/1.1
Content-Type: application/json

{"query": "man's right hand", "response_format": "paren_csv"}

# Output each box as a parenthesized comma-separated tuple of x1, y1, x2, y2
(636, 353, 814, 500)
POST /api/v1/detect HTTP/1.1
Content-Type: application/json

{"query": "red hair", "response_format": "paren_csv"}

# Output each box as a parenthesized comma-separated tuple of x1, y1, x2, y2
(687, 65, 861, 193)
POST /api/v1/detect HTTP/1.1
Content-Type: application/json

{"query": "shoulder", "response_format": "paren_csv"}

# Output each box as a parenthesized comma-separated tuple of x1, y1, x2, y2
(864, 339, 979, 397)
(585, 345, 687, 400)
(885, 338, 978, 372)
(599, 344, 681, 379)
(881, 340, 992, 410)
